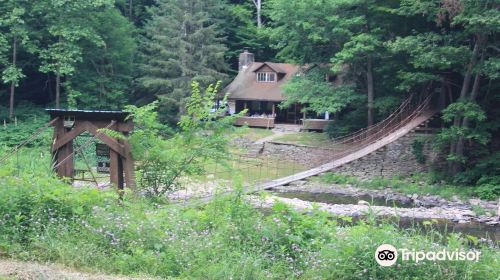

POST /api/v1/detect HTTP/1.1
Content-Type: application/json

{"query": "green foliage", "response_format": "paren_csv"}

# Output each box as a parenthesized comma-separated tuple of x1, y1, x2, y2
(137, 0, 228, 124)
(0, 103, 48, 148)
(281, 67, 362, 115)
(36, 0, 112, 77)
(66, 7, 136, 109)
(388, 33, 469, 71)
(442, 101, 487, 124)
(473, 184, 500, 201)
(0, 168, 499, 279)
(267, 0, 343, 63)
(125, 81, 238, 197)
(411, 138, 426, 164)
(479, 184, 499, 202)
(319, 172, 358, 185)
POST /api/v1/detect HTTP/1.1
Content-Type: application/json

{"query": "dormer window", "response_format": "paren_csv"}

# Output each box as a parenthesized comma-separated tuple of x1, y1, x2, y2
(257, 72, 276, 82)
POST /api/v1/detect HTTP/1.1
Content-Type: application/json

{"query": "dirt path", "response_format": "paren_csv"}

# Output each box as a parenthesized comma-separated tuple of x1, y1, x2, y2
(253, 130, 291, 144)
(0, 259, 156, 280)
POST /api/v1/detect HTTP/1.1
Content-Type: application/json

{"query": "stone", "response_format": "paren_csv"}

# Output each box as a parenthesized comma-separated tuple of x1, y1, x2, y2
(411, 194, 418, 200)
(289, 180, 307, 186)
(357, 200, 370, 206)
(468, 198, 482, 206)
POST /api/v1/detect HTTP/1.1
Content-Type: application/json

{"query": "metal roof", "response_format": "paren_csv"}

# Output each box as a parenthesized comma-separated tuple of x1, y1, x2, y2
(45, 109, 131, 121)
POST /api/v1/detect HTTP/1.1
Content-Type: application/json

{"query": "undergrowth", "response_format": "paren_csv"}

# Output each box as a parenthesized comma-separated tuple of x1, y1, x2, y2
(0, 167, 498, 279)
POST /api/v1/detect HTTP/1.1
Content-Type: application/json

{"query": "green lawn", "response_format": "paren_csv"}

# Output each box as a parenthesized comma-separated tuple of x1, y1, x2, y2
(232, 127, 274, 142)
(194, 155, 306, 186)
(272, 132, 332, 147)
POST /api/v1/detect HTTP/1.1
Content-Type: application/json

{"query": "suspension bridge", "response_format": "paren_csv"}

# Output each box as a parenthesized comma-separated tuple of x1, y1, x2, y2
(0, 91, 438, 203)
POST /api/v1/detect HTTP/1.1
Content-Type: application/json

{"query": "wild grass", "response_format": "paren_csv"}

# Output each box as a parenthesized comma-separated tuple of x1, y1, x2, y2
(0, 154, 499, 279)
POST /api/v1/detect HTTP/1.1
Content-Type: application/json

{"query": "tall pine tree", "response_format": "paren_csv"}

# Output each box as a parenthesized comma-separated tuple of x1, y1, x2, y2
(137, 0, 228, 124)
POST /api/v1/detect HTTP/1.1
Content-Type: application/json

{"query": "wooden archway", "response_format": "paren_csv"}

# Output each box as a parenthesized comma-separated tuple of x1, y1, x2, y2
(46, 109, 135, 190)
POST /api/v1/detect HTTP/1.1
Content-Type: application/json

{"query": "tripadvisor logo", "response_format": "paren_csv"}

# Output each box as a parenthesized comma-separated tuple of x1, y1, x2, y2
(375, 244, 398, 266)
(375, 244, 481, 267)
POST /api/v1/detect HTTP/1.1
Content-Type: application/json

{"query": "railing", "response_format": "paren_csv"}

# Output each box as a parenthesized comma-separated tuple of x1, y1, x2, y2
(329, 91, 435, 159)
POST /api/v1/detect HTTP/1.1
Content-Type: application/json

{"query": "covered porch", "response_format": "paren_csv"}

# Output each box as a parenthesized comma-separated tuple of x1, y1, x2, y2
(229, 99, 332, 130)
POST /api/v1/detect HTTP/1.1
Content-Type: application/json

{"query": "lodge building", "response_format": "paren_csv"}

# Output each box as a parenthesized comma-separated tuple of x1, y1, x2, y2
(222, 50, 333, 130)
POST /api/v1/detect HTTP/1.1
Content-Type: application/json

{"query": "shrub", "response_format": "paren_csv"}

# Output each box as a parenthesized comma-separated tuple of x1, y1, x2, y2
(320, 172, 358, 185)
(473, 184, 500, 200)
(124, 81, 241, 197)
(411, 138, 426, 164)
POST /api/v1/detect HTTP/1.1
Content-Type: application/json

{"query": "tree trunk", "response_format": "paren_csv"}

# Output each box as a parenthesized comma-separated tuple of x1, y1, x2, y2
(252, 0, 262, 28)
(366, 56, 374, 126)
(55, 73, 61, 108)
(129, 0, 133, 20)
(448, 39, 481, 174)
(8, 36, 17, 119)
(453, 53, 484, 174)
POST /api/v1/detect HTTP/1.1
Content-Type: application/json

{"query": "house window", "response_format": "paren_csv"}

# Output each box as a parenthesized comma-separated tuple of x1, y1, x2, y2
(257, 72, 276, 82)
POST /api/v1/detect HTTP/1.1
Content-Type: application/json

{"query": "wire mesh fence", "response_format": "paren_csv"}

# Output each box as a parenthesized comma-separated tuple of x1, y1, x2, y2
(72, 132, 111, 187)
(165, 151, 307, 202)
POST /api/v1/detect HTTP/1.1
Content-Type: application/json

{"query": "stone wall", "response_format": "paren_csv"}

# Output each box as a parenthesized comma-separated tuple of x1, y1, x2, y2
(331, 132, 441, 179)
(262, 142, 336, 167)
(261, 132, 441, 179)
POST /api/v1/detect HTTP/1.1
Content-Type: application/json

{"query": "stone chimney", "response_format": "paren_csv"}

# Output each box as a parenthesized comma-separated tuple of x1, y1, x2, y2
(238, 50, 254, 72)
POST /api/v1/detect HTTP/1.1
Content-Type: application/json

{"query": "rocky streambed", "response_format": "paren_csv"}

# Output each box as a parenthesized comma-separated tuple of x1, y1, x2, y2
(268, 180, 499, 226)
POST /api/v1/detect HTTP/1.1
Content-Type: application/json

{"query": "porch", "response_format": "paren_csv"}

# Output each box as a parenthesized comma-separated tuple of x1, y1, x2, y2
(230, 100, 332, 130)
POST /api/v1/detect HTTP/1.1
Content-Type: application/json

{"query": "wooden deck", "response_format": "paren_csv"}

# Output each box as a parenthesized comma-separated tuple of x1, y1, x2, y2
(234, 116, 275, 128)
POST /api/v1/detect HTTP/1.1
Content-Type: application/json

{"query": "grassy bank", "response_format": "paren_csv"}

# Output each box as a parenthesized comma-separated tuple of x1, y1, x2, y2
(0, 172, 498, 279)
(316, 172, 500, 201)
(273, 132, 332, 147)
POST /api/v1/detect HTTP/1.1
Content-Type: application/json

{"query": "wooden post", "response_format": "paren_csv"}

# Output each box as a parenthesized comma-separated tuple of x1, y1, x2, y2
(122, 139, 135, 190)
(109, 149, 120, 187)
(117, 156, 124, 190)
(64, 140, 74, 178)
(272, 103, 276, 117)
(54, 118, 67, 177)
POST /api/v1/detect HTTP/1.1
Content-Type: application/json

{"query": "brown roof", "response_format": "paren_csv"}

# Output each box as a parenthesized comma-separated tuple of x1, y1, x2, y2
(223, 62, 300, 102)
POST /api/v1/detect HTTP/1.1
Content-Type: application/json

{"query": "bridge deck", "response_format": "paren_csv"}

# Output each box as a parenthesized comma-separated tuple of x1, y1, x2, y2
(251, 111, 435, 192)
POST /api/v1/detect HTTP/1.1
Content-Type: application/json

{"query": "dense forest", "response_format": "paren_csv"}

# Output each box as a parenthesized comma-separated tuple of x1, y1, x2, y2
(0, 0, 499, 186)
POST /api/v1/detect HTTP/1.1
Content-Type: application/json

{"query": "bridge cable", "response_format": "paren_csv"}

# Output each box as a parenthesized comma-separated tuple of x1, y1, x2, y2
(0, 117, 59, 165)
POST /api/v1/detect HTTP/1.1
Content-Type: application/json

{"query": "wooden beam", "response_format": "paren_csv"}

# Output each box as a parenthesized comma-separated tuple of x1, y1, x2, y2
(51, 121, 87, 152)
(82, 121, 127, 158)
(109, 150, 120, 187)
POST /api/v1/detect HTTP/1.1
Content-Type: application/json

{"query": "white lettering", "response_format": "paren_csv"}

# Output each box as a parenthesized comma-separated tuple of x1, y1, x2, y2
(415, 251, 426, 263)
(436, 250, 446, 261)
(396, 248, 481, 263)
